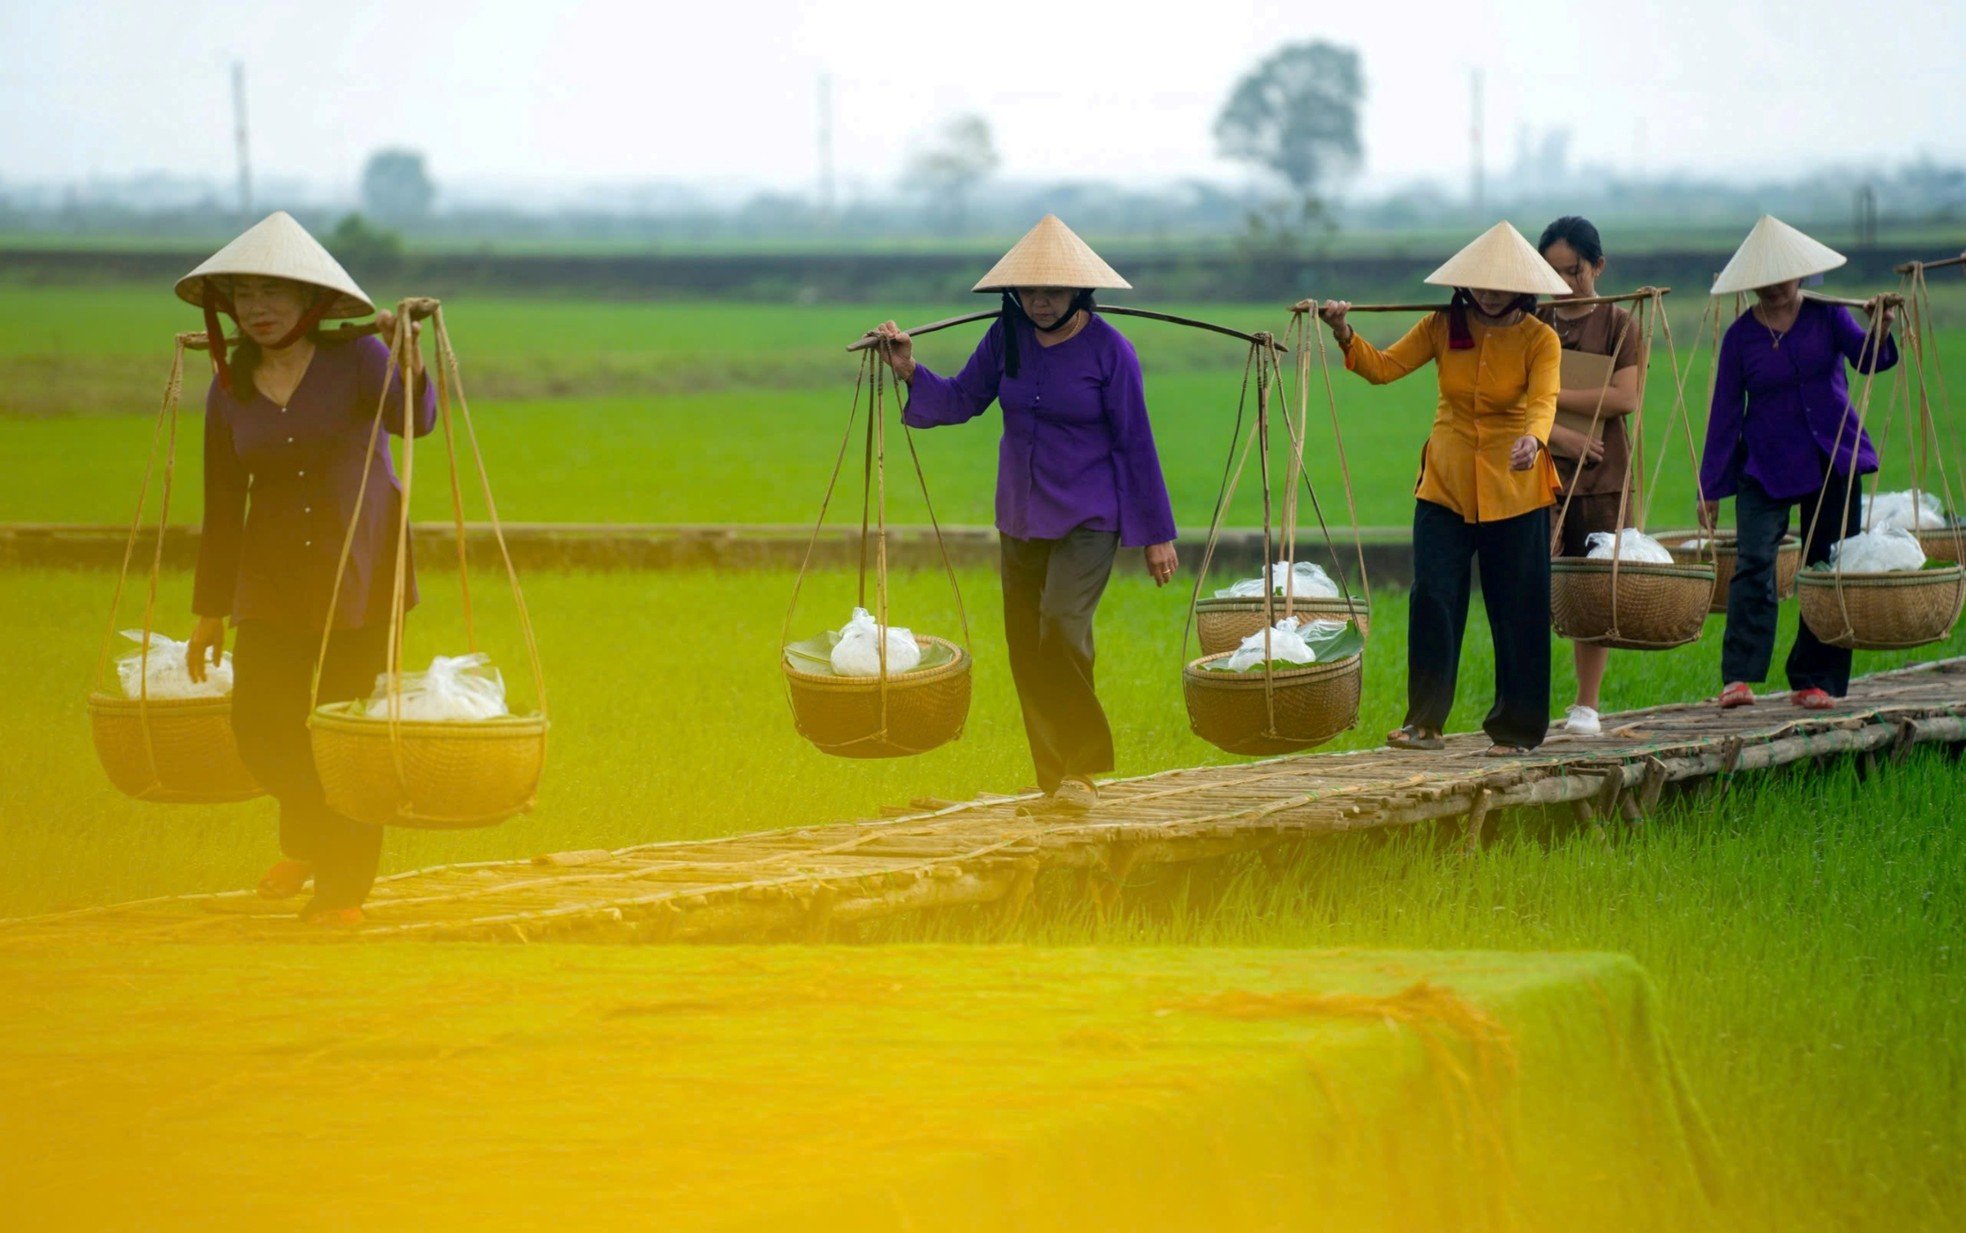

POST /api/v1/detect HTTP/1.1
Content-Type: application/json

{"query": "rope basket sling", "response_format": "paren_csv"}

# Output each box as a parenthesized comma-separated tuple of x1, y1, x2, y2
(1796, 268, 1966, 650)
(1658, 533, 1801, 612)
(1548, 287, 1718, 650)
(782, 345, 971, 758)
(1183, 316, 1367, 755)
(87, 334, 264, 804)
(307, 301, 549, 828)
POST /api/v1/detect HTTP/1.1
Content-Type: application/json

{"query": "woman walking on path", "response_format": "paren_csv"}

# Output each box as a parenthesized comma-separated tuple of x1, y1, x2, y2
(869, 215, 1179, 814)
(1318, 222, 1568, 756)
(1536, 216, 1645, 736)
(1699, 215, 1898, 711)
(179, 211, 435, 924)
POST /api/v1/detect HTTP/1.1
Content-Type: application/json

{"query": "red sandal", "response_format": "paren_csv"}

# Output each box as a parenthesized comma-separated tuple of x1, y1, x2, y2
(1791, 687, 1835, 710)
(1718, 682, 1755, 709)
(257, 859, 314, 900)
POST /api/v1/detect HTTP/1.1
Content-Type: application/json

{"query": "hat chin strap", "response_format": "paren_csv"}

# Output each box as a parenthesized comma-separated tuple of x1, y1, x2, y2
(999, 289, 1094, 378)
(202, 285, 338, 393)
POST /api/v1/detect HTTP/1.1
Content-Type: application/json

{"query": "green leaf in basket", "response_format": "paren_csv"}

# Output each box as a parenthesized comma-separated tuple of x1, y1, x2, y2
(784, 632, 959, 677)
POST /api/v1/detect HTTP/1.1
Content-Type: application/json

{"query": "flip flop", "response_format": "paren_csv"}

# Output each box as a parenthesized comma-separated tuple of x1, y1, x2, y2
(257, 859, 314, 900)
(1387, 726, 1444, 751)
(1791, 687, 1835, 710)
(1483, 744, 1535, 758)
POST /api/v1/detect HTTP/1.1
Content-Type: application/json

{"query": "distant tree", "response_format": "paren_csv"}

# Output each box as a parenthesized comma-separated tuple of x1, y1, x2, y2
(359, 149, 435, 223)
(1215, 41, 1364, 239)
(327, 212, 404, 272)
(905, 115, 1000, 235)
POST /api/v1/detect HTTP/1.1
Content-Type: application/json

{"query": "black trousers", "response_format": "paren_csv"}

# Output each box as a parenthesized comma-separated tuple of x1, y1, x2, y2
(1408, 499, 1552, 748)
(999, 528, 1119, 793)
(1723, 472, 1863, 695)
(231, 620, 389, 910)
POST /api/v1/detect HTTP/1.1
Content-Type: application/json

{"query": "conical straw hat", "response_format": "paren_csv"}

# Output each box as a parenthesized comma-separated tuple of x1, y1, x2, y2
(174, 211, 374, 317)
(972, 215, 1131, 292)
(1709, 215, 1846, 295)
(1424, 221, 1571, 296)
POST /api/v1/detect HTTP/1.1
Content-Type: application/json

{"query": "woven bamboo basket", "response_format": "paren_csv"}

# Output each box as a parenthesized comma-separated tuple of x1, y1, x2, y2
(1183, 652, 1363, 756)
(1660, 533, 1801, 612)
(87, 693, 264, 804)
(1917, 528, 1966, 565)
(784, 637, 972, 759)
(309, 705, 550, 828)
(1795, 565, 1966, 650)
(1551, 559, 1715, 650)
(1193, 594, 1371, 655)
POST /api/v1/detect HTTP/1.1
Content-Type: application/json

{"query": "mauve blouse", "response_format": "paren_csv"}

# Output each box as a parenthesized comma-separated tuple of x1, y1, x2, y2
(901, 314, 1178, 548)
(194, 335, 437, 632)
(1701, 300, 1899, 502)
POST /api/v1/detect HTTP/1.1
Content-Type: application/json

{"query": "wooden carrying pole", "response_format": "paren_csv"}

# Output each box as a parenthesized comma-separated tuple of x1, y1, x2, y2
(180, 296, 443, 352)
(847, 305, 1285, 352)
(1895, 253, 1966, 275)
(1288, 287, 1672, 314)
(1802, 290, 1905, 311)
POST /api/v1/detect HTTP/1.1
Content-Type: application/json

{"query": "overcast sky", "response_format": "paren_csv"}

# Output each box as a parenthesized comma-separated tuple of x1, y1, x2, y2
(4, 0, 1962, 197)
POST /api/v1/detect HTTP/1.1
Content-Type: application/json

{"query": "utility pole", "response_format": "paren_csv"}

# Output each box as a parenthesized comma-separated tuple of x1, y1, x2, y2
(1469, 68, 1485, 222)
(232, 61, 252, 220)
(817, 72, 836, 224)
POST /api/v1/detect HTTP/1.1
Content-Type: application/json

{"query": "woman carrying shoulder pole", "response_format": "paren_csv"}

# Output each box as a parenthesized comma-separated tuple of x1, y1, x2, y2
(1319, 222, 1568, 756)
(869, 216, 1179, 814)
(178, 212, 436, 925)
(1536, 216, 1645, 736)
(1700, 216, 1898, 711)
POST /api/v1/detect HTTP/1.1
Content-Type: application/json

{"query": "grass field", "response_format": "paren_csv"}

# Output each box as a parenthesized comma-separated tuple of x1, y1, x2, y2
(5, 284, 1964, 536)
(6, 561, 1963, 1232)
(5, 273, 1965, 1233)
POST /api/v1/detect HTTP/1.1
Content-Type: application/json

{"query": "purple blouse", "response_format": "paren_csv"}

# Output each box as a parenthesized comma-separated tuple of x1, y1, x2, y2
(195, 335, 437, 632)
(902, 314, 1178, 548)
(1701, 300, 1898, 502)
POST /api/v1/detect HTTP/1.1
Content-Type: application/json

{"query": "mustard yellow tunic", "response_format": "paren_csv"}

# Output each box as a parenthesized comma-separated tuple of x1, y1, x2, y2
(1342, 312, 1562, 523)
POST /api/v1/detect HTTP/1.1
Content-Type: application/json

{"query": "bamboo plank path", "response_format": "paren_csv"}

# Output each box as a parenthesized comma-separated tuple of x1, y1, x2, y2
(8, 657, 1965, 946)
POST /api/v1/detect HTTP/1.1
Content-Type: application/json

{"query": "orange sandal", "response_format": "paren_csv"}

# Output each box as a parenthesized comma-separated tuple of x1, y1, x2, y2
(1791, 687, 1835, 710)
(257, 859, 314, 900)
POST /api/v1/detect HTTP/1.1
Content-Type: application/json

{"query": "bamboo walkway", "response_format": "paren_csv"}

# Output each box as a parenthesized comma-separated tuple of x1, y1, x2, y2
(9, 658, 1966, 946)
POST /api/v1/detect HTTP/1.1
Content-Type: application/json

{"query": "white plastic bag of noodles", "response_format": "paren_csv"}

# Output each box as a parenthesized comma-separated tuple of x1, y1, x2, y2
(1215, 560, 1341, 600)
(829, 606, 922, 677)
(117, 630, 233, 699)
(365, 652, 511, 721)
(1861, 490, 1950, 532)
(1222, 617, 1351, 672)
(1827, 527, 1928, 573)
(1585, 529, 1675, 564)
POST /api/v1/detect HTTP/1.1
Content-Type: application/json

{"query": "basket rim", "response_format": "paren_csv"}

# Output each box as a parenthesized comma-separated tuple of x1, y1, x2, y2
(1551, 558, 1717, 580)
(309, 703, 550, 735)
(781, 635, 972, 688)
(1183, 650, 1364, 688)
(88, 691, 235, 715)
(1194, 593, 1370, 613)
(1795, 563, 1966, 589)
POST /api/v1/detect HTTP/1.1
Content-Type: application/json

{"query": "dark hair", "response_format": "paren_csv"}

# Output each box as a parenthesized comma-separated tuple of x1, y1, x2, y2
(1538, 215, 1604, 264)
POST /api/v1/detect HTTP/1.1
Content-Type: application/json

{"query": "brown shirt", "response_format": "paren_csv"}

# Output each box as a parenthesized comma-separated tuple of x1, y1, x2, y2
(1537, 302, 1643, 498)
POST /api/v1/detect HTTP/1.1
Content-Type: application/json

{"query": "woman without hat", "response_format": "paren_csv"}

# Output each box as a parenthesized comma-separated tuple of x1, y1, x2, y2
(1698, 215, 1899, 711)
(869, 216, 1180, 814)
(178, 211, 436, 924)
(1318, 222, 1569, 755)
(1536, 215, 1646, 737)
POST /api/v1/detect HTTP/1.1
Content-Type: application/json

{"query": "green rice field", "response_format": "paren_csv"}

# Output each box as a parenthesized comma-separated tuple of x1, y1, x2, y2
(4, 275, 1965, 1233)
